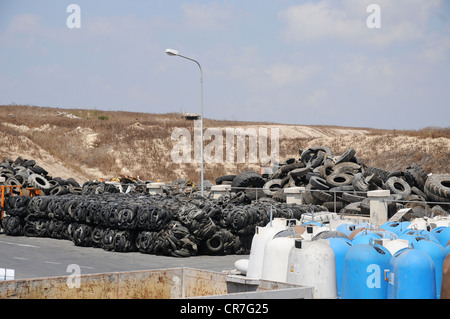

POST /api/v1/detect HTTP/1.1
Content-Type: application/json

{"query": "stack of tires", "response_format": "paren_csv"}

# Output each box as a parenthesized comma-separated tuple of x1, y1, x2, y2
(215, 146, 450, 218)
(1, 190, 327, 257)
(0, 157, 82, 196)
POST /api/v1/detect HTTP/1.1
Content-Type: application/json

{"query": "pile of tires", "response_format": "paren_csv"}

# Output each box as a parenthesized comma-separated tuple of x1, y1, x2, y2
(0, 157, 82, 196)
(215, 146, 450, 218)
(1, 191, 327, 257)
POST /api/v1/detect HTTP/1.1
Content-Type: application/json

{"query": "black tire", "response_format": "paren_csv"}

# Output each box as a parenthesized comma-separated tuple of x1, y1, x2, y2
(319, 162, 335, 179)
(205, 233, 224, 254)
(300, 146, 333, 165)
(322, 201, 345, 213)
(352, 173, 369, 192)
(30, 165, 48, 176)
(326, 172, 354, 187)
(424, 174, 450, 200)
(406, 163, 428, 190)
(385, 176, 411, 198)
(231, 170, 265, 192)
(215, 175, 236, 185)
(21, 159, 36, 167)
(364, 166, 391, 182)
(289, 167, 309, 179)
(309, 176, 329, 190)
(66, 178, 81, 188)
(308, 150, 326, 168)
(332, 162, 361, 175)
(342, 192, 366, 203)
(263, 179, 282, 196)
(411, 186, 428, 200)
(311, 189, 333, 203)
(273, 161, 305, 179)
(335, 148, 356, 164)
(28, 174, 51, 190)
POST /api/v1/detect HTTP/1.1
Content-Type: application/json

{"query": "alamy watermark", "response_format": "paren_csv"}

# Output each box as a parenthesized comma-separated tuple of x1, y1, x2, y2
(366, 4, 381, 29)
(171, 121, 279, 166)
(66, 4, 81, 29)
(66, 264, 81, 288)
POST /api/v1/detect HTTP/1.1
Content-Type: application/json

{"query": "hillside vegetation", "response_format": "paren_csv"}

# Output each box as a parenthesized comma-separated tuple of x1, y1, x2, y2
(1, 105, 449, 184)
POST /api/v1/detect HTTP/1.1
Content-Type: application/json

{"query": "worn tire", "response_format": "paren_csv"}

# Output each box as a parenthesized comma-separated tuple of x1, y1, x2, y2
(309, 176, 330, 190)
(385, 176, 411, 198)
(326, 172, 354, 187)
(28, 173, 51, 190)
(231, 170, 265, 193)
(263, 179, 282, 197)
(424, 174, 450, 200)
(335, 148, 356, 165)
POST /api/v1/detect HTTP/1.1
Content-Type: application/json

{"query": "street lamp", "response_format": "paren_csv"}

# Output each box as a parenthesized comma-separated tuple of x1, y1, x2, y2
(165, 48, 205, 197)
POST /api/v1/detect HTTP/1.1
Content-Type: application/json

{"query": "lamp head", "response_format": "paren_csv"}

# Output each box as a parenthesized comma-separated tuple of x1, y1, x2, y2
(165, 48, 179, 56)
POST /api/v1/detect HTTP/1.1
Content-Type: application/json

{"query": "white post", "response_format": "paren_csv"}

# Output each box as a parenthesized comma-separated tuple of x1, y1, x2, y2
(284, 187, 305, 205)
(210, 185, 231, 199)
(147, 182, 166, 195)
(367, 189, 391, 226)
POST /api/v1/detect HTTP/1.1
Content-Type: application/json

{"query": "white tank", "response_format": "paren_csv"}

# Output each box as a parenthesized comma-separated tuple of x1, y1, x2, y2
(376, 238, 410, 255)
(234, 259, 249, 275)
(246, 218, 294, 279)
(429, 216, 450, 228)
(287, 239, 337, 299)
(329, 219, 352, 232)
(407, 218, 428, 230)
(260, 237, 295, 283)
(298, 224, 330, 241)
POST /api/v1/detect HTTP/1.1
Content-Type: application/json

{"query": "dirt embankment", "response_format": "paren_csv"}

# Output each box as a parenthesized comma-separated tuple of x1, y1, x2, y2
(1, 105, 448, 183)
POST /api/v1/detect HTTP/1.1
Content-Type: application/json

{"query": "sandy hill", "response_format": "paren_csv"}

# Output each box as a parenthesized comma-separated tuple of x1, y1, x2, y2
(0, 105, 449, 184)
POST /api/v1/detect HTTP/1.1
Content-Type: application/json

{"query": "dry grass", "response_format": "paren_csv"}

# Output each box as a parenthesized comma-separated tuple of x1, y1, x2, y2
(1, 104, 448, 183)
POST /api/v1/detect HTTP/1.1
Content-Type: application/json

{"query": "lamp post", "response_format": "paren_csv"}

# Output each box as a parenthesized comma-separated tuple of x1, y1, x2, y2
(165, 48, 204, 197)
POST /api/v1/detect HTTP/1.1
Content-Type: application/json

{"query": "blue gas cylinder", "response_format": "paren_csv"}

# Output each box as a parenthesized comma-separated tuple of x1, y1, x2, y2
(351, 231, 382, 246)
(386, 248, 407, 299)
(414, 238, 447, 298)
(399, 229, 441, 245)
(390, 248, 436, 299)
(341, 244, 392, 299)
(336, 223, 356, 237)
(433, 227, 450, 247)
(381, 221, 411, 237)
(328, 237, 352, 298)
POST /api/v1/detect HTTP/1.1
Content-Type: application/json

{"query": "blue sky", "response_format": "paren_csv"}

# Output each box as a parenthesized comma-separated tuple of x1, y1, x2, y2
(0, 0, 449, 129)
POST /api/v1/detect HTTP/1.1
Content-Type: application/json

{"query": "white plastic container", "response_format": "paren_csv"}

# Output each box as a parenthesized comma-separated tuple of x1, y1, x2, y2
(234, 259, 249, 275)
(429, 216, 450, 229)
(286, 239, 337, 299)
(374, 238, 410, 255)
(300, 211, 338, 224)
(246, 218, 295, 279)
(260, 237, 295, 283)
(407, 218, 428, 231)
(298, 224, 330, 241)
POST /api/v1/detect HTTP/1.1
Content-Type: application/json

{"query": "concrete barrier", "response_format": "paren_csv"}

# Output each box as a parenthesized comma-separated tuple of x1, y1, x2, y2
(210, 185, 231, 199)
(146, 182, 166, 195)
(284, 187, 305, 205)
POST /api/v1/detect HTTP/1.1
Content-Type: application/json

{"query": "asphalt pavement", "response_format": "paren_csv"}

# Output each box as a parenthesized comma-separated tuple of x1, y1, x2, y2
(0, 234, 248, 280)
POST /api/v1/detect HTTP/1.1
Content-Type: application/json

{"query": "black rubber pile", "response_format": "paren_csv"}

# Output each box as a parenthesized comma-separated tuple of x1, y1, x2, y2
(0, 157, 82, 196)
(1, 191, 326, 257)
(216, 146, 450, 218)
